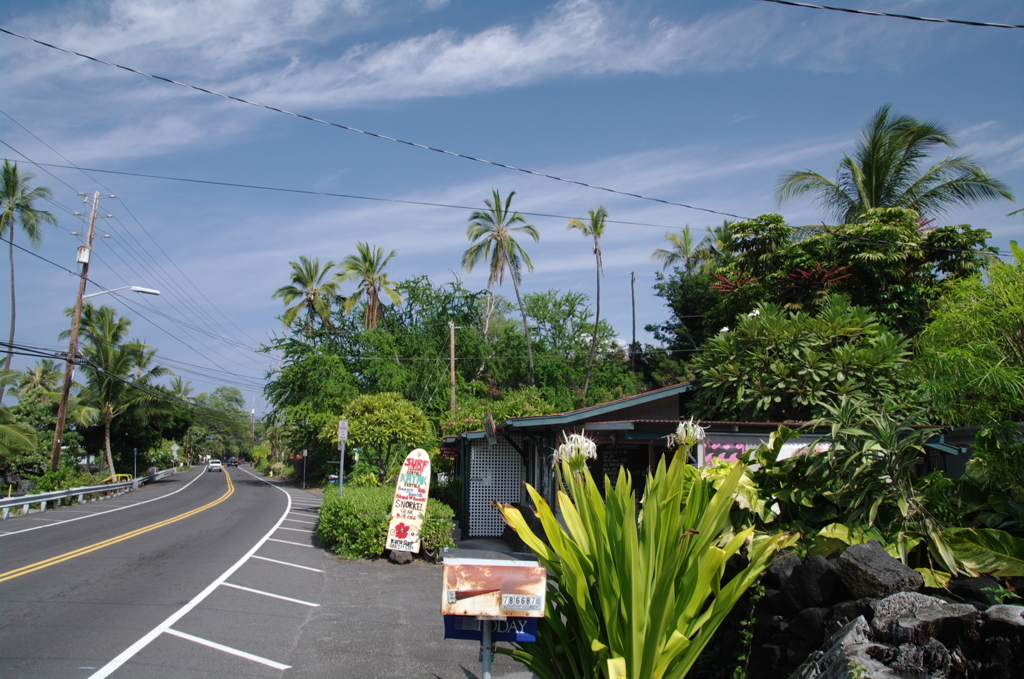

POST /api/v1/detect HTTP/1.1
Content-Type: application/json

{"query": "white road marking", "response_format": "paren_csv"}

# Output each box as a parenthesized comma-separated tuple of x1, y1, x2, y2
(276, 527, 313, 533)
(268, 538, 313, 548)
(0, 471, 206, 537)
(251, 555, 323, 573)
(164, 628, 291, 670)
(88, 468, 297, 678)
(222, 582, 320, 607)
(282, 518, 316, 525)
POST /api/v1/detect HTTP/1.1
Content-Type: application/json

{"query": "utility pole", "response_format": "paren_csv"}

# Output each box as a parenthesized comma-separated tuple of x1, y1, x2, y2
(449, 321, 456, 416)
(630, 272, 637, 371)
(50, 192, 114, 472)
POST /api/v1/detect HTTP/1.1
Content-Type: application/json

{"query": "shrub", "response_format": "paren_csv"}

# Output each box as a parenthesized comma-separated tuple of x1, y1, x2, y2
(316, 485, 455, 559)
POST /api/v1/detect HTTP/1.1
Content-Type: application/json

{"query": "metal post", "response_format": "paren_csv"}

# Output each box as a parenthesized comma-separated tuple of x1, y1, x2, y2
(302, 450, 307, 489)
(133, 448, 137, 480)
(339, 440, 345, 498)
(481, 619, 493, 679)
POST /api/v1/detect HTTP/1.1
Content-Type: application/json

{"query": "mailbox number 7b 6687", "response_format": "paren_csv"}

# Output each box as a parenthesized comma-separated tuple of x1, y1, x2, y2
(501, 594, 541, 611)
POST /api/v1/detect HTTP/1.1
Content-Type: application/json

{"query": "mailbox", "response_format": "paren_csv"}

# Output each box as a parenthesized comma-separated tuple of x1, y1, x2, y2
(440, 553, 547, 619)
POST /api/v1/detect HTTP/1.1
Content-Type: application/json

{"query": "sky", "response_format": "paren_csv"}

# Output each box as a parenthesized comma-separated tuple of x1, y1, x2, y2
(1, 0, 1022, 414)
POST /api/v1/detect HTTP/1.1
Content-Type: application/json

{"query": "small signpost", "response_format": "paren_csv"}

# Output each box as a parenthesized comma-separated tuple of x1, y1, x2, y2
(337, 419, 348, 497)
(441, 550, 547, 679)
(385, 448, 431, 553)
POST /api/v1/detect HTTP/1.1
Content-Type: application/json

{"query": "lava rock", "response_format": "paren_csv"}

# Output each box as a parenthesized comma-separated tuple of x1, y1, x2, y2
(388, 549, 413, 564)
(790, 607, 830, 648)
(835, 540, 923, 598)
(831, 598, 876, 626)
(890, 638, 950, 677)
(765, 553, 802, 589)
(785, 556, 845, 610)
(896, 603, 978, 649)
(948, 575, 1001, 606)
(762, 588, 799, 616)
(870, 591, 947, 641)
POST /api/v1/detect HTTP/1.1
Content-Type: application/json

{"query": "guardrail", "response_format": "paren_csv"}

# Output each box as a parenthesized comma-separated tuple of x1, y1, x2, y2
(0, 468, 175, 520)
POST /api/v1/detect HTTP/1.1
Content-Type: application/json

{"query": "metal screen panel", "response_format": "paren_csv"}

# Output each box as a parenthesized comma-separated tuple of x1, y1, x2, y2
(467, 437, 522, 537)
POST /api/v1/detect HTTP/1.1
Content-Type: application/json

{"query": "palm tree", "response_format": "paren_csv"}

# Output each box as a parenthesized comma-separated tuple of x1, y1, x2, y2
(337, 242, 402, 330)
(1, 161, 58, 404)
(568, 206, 608, 400)
(776, 104, 1014, 224)
(693, 220, 740, 272)
(463, 189, 540, 385)
(73, 306, 168, 476)
(169, 376, 193, 402)
(651, 225, 699, 272)
(11, 359, 62, 396)
(272, 256, 341, 338)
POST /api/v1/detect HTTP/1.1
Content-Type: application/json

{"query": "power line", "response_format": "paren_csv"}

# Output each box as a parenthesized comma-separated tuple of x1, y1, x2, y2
(0, 26, 746, 220)
(8, 159, 723, 230)
(758, 0, 1024, 29)
(7, 158, 1015, 258)
(1, 117, 272, 361)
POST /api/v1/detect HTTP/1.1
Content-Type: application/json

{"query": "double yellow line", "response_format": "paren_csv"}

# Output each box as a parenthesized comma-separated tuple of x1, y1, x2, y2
(0, 470, 234, 583)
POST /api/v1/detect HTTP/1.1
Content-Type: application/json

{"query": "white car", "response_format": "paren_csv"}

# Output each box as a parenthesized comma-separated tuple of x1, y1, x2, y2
(208, 460, 223, 473)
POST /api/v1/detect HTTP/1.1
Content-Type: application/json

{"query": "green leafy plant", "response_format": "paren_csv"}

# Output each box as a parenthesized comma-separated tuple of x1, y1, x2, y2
(942, 528, 1024, 577)
(315, 485, 454, 560)
(981, 585, 1022, 604)
(496, 441, 792, 679)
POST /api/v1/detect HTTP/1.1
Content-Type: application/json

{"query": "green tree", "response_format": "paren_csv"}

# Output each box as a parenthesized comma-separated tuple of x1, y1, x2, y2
(651, 225, 700, 273)
(337, 242, 402, 330)
(331, 392, 433, 484)
(911, 254, 1024, 425)
(0, 160, 58, 403)
(188, 387, 250, 462)
(273, 256, 340, 337)
(688, 297, 915, 422)
(568, 206, 608, 399)
(0, 406, 38, 471)
(71, 305, 170, 476)
(10, 359, 62, 396)
(463, 189, 540, 384)
(776, 104, 1014, 224)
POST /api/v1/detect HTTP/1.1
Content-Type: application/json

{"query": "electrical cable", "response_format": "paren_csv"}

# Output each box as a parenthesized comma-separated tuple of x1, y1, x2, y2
(7, 158, 1016, 258)
(757, 0, 1024, 29)
(0, 27, 747, 220)
(1, 115, 271, 358)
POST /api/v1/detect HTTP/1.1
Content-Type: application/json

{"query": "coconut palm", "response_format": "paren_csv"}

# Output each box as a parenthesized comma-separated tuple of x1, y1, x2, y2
(272, 256, 340, 338)
(337, 242, 402, 330)
(11, 359, 62, 396)
(463, 189, 540, 385)
(169, 376, 194, 402)
(776, 104, 1014, 224)
(568, 206, 608, 399)
(72, 306, 169, 476)
(693, 220, 740, 272)
(651, 225, 700, 272)
(1, 161, 58, 403)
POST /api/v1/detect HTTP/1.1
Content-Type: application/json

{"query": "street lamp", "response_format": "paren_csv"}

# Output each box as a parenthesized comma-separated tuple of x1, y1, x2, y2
(84, 286, 161, 299)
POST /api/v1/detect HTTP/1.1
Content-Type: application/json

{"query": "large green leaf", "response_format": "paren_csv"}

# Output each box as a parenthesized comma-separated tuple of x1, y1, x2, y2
(943, 527, 1024, 577)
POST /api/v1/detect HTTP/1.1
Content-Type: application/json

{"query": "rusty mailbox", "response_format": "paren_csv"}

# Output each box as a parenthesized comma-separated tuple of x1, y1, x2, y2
(441, 553, 547, 619)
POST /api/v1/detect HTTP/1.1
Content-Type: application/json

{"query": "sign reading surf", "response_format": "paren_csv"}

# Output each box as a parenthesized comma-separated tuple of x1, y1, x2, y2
(385, 448, 432, 553)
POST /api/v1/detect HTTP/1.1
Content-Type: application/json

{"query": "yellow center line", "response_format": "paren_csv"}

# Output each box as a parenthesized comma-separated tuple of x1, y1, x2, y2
(0, 470, 234, 583)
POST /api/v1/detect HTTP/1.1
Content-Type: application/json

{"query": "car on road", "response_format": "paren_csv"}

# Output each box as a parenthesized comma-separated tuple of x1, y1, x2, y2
(227, 457, 239, 467)
(208, 460, 223, 472)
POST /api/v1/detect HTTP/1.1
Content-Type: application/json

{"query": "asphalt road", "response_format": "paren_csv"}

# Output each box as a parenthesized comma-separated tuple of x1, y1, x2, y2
(0, 467, 533, 679)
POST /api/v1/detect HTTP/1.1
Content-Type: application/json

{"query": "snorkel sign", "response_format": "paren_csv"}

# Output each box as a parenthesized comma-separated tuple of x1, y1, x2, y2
(385, 448, 432, 553)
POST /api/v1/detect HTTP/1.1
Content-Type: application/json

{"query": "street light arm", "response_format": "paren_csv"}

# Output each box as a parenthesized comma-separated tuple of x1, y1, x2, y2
(84, 285, 161, 299)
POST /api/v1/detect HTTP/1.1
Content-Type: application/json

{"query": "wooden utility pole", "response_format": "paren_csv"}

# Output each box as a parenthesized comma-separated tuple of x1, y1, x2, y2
(50, 192, 113, 471)
(630, 272, 637, 371)
(449, 321, 457, 416)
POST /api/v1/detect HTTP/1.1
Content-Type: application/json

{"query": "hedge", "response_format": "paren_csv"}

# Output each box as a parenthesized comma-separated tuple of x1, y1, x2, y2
(316, 485, 455, 560)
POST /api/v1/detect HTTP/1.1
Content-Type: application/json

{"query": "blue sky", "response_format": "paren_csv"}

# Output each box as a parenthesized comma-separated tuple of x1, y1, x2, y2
(1, 0, 1022, 411)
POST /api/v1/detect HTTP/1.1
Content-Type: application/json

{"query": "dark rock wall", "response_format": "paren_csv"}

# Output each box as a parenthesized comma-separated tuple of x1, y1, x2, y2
(720, 541, 1023, 679)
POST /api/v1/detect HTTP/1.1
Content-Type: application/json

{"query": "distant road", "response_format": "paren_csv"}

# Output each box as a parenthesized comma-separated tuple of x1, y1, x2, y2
(0, 466, 324, 678)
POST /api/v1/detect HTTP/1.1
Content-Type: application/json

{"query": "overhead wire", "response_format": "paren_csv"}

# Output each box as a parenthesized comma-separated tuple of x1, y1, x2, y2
(0, 131, 276, 381)
(8, 157, 1016, 259)
(0, 115, 272, 363)
(0, 26, 747, 220)
(757, 0, 1024, 29)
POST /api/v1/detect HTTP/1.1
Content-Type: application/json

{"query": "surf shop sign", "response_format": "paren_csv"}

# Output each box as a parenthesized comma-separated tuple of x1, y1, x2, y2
(385, 448, 431, 553)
